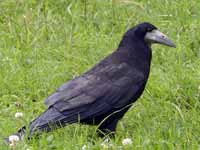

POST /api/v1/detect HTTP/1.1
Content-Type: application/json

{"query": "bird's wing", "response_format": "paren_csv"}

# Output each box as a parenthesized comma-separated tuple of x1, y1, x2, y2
(45, 62, 146, 115)
(45, 74, 108, 111)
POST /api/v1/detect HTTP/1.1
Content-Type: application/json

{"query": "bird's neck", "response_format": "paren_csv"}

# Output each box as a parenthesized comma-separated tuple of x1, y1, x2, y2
(118, 34, 135, 48)
(118, 35, 152, 60)
(117, 35, 152, 75)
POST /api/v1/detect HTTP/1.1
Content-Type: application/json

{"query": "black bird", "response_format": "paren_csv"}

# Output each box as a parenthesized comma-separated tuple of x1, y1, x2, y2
(7, 22, 175, 141)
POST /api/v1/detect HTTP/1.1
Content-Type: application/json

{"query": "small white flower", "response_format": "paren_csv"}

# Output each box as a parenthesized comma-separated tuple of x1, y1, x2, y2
(9, 135, 19, 147)
(82, 145, 87, 150)
(9, 135, 19, 142)
(47, 135, 54, 142)
(15, 112, 23, 118)
(101, 138, 113, 149)
(122, 138, 133, 145)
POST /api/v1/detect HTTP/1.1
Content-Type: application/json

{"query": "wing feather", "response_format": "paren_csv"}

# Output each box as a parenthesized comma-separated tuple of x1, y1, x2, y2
(44, 63, 146, 118)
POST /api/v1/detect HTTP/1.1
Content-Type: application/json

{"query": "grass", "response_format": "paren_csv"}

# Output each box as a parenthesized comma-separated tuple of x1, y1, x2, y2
(0, 0, 200, 149)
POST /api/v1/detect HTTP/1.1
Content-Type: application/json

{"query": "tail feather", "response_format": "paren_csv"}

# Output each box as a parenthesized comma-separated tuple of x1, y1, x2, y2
(29, 107, 67, 135)
(5, 106, 69, 143)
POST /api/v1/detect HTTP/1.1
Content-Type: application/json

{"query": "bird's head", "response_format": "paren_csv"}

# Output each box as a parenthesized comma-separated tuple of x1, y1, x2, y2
(133, 22, 176, 48)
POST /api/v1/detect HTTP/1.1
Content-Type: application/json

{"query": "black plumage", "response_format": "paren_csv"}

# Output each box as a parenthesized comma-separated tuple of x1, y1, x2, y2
(7, 22, 176, 140)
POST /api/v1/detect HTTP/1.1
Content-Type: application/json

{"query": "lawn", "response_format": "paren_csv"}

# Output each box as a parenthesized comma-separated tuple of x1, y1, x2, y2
(0, 0, 200, 149)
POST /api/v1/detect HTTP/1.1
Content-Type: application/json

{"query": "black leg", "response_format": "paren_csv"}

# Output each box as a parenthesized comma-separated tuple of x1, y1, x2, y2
(97, 118, 119, 137)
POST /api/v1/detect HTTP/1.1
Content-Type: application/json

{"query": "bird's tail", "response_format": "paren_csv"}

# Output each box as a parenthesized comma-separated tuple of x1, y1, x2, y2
(5, 106, 67, 143)
(29, 106, 67, 135)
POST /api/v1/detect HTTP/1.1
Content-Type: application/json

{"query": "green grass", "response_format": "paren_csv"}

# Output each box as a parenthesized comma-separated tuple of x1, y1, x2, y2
(0, 0, 200, 149)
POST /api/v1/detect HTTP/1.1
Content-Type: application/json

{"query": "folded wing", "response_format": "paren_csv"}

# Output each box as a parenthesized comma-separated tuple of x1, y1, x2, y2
(44, 62, 146, 121)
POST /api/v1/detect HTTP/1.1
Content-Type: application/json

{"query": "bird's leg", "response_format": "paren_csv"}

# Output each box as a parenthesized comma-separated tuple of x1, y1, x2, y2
(97, 119, 119, 138)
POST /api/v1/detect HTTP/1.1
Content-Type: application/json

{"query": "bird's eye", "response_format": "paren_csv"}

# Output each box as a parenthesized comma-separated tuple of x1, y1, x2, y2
(147, 28, 152, 32)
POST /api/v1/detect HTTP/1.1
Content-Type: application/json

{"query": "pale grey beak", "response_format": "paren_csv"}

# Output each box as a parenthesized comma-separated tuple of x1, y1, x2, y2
(145, 29, 176, 48)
